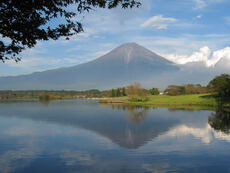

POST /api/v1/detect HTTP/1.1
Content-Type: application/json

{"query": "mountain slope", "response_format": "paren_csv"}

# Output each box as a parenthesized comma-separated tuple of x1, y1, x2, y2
(0, 43, 179, 90)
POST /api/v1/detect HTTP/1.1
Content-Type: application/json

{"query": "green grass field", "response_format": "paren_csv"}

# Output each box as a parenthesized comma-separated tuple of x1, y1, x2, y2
(127, 94, 218, 108)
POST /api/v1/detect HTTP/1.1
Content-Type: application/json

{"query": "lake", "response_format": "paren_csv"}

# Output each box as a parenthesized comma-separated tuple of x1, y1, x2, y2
(0, 99, 230, 173)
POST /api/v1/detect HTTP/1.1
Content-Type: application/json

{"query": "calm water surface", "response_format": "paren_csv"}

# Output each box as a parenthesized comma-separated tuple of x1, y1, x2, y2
(0, 99, 230, 173)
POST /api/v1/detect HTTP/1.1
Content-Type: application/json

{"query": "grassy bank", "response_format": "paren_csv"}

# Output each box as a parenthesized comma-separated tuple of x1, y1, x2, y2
(99, 94, 220, 109)
(129, 94, 217, 106)
(97, 97, 128, 103)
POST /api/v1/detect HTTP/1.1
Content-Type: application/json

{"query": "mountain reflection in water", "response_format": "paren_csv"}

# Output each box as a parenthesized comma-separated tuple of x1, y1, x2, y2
(0, 99, 230, 173)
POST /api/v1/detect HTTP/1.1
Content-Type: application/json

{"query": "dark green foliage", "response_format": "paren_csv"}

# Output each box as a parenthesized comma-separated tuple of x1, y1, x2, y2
(0, 0, 141, 62)
(122, 87, 126, 96)
(116, 88, 121, 97)
(208, 74, 230, 98)
(111, 89, 116, 97)
(110, 88, 124, 97)
(179, 86, 185, 95)
(149, 88, 159, 95)
(165, 85, 186, 96)
(209, 109, 230, 134)
(0, 89, 103, 99)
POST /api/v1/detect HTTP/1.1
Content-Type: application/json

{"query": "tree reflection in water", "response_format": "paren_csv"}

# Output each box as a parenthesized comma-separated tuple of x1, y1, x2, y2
(126, 106, 149, 124)
(99, 103, 149, 124)
(209, 108, 230, 134)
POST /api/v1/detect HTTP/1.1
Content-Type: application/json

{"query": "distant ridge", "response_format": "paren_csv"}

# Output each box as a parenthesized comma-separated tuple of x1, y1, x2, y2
(0, 43, 179, 90)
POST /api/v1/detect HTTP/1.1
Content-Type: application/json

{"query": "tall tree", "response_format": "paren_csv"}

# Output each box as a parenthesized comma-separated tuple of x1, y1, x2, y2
(0, 0, 141, 62)
(116, 88, 121, 97)
(208, 74, 230, 99)
(149, 88, 159, 95)
(111, 89, 116, 97)
(122, 87, 126, 96)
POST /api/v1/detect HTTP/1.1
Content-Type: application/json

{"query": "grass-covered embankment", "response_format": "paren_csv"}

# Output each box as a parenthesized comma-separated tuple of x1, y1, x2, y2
(98, 97, 128, 103)
(99, 94, 221, 109)
(129, 94, 217, 106)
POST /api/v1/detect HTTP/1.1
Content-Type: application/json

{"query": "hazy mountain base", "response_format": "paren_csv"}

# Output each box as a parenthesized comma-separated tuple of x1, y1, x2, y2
(0, 61, 229, 90)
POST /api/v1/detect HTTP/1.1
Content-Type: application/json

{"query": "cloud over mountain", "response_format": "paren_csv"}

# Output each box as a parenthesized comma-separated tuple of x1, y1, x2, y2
(141, 15, 177, 30)
(161, 46, 230, 68)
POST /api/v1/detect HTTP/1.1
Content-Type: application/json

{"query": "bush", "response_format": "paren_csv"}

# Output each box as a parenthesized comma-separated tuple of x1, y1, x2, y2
(149, 88, 159, 95)
(165, 84, 209, 96)
(208, 74, 230, 98)
(39, 93, 53, 101)
(126, 82, 149, 101)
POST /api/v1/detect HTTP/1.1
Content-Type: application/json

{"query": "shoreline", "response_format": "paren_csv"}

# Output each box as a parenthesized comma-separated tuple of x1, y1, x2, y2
(96, 94, 224, 110)
(1, 94, 229, 110)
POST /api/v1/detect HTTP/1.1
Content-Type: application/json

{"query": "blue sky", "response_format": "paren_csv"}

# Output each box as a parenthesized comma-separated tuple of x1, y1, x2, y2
(1, 0, 230, 76)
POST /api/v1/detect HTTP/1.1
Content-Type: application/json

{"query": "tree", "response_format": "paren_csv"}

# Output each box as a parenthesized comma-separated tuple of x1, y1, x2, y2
(208, 74, 230, 99)
(122, 87, 126, 96)
(165, 85, 185, 96)
(126, 82, 149, 101)
(149, 88, 159, 95)
(0, 0, 141, 62)
(111, 89, 116, 97)
(116, 88, 121, 97)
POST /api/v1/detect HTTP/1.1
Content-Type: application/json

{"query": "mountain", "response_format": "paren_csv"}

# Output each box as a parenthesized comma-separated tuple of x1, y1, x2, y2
(0, 42, 179, 90)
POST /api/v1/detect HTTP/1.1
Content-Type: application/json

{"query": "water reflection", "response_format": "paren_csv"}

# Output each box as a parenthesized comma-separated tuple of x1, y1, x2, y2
(125, 106, 149, 124)
(209, 109, 230, 134)
(0, 100, 230, 172)
(39, 99, 50, 106)
(101, 104, 150, 124)
(0, 101, 179, 149)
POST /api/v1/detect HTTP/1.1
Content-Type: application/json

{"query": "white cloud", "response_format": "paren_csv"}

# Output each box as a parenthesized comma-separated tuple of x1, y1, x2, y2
(60, 28, 98, 44)
(128, 34, 227, 55)
(68, 0, 151, 36)
(0, 137, 40, 173)
(193, 0, 206, 9)
(159, 123, 230, 144)
(61, 150, 95, 166)
(164, 124, 213, 144)
(208, 47, 230, 66)
(142, 163, 171, 173)
(141, 15, 177, 30)
(4, 56, 84, 75)
(225, 16, 230, 24)
(193, 0, 228, 9)
(160, 46, 230, 67)
(6, 57, 61, 70)
(196, 14, 203, 19)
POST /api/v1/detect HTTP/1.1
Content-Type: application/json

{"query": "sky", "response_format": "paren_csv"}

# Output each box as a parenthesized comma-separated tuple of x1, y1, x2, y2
(1, 0, 230, 76)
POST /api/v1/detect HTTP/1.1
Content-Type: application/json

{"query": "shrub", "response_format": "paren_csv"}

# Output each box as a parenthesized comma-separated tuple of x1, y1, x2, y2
(126, 82, 149, 101)
(149, 88, 159, 95)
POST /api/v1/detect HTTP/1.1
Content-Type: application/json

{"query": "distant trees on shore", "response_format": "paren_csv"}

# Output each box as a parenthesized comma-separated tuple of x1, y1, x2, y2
(126, 82, 149, 101)
(111, 87, 126, 97)
(149, 88, 160, 95)
(0, 74, 229, 103)
(165, 84, 209, 96)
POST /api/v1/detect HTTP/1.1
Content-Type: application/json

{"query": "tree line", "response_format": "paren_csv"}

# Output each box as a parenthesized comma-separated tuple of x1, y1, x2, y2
(0, 74, 229, 103)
